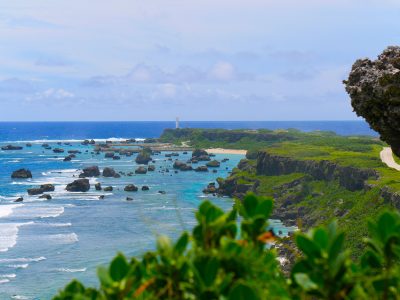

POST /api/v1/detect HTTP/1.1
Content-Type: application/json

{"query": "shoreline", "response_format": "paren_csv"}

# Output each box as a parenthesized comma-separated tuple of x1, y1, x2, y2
(205, 148, 247, 155)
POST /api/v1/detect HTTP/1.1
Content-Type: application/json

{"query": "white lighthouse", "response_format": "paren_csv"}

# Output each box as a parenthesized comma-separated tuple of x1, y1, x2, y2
(175, 117, 180, 129)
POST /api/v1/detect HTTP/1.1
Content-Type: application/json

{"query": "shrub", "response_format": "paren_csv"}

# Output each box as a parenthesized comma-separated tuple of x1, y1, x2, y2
(53, 194, 400, 299)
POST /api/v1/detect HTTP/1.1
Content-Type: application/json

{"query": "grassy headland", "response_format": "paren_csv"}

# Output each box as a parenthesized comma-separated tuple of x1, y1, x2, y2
(161, 128, 400, 256)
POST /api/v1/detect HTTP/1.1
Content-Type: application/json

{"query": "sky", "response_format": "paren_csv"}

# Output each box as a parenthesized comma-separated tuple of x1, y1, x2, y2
(0, 0, 399, 121)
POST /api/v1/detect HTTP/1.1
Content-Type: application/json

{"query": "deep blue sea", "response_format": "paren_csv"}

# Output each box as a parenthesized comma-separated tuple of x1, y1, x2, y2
(0, 121, 376, 299)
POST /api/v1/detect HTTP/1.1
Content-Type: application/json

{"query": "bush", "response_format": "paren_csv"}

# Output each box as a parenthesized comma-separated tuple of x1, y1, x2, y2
(53, 194, 400, 299)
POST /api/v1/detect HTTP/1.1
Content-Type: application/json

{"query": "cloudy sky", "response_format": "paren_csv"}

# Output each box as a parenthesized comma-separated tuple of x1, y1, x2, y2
(0, 0, 399, 121)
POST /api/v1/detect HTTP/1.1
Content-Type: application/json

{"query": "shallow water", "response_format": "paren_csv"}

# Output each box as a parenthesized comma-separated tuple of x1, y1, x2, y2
(0, 140, 295, 299)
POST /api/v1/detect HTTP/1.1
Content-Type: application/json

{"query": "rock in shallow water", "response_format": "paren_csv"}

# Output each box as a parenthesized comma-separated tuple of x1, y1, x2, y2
(11, 169, 32, 179)
(66, 179, 90, 192)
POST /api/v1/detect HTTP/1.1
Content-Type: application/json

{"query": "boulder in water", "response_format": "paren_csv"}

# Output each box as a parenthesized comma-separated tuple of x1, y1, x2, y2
(11, 169, 32, 179)
(66, 179, 90, 192)
(102, 167, 116, 177)
(124, 184, 138, 192)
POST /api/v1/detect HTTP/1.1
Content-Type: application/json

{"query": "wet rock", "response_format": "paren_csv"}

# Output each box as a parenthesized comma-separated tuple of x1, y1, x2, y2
(99, 195, 105, 199)
(113, 156, 121, 160)
(102, 167, 116, 177)
(81, 166, 100, 177)
(11, 169, 32, 179)
(135, 166, 147, 174)
(135, 147, 153, 165)
(14, 197, 23, 202)
(195, 166, 209, 172)
(147, 165, 155, 171)
(95, 183, 102, 191)
(2, 144, 23, 150)
(104, 186, 113, 192)
(124, 184, 138, 192)
(126, 197, 133, 201)
(158, 190, 166, 194)
(192, 149, 208, 158)
(27, 188, 44, 195)
(40, 184, 55, 192)
(206, 160, 220, 167)
(63, 156, 72, 162)
(53, 148, 64, 153)
(39, 194, 52, 200)
(66, 179, 90, 192)
(141, 185, 150, 191)
(26, 143, 32, 147)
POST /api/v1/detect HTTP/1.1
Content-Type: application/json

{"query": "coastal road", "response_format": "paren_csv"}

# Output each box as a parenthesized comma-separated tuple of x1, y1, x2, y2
(380, 147, 400, 171)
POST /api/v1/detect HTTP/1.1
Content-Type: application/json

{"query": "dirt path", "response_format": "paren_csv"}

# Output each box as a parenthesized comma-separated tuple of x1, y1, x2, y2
(380, 147, 400, 171)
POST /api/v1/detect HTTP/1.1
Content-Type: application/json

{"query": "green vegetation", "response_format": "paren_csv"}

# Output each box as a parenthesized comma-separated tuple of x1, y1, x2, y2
(54, 194, 400, 299)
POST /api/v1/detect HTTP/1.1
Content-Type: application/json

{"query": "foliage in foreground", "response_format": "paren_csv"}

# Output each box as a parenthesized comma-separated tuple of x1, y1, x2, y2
(54, 194, 400, 299)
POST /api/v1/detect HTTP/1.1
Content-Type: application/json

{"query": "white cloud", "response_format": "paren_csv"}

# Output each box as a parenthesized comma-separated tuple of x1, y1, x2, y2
(209, 62, 235, 81)
(27, 88, 75, 101)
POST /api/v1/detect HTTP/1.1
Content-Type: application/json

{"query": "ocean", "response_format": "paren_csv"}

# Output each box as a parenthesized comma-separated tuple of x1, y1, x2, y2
(0, 121, 376, 299)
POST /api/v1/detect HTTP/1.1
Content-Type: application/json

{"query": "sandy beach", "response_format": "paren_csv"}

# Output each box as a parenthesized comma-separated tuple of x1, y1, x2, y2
(205, 148, 247, 155)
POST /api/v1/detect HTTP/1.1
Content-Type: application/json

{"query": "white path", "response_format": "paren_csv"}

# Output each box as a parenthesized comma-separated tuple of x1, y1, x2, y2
(380, 147, 400, 171)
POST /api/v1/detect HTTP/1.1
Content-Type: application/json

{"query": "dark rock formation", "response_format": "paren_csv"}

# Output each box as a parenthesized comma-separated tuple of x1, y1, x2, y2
(124, 184, 138, 192)
(256, 152, 378, 191)
(27, 188, 44, 195)
(66, 179, 90, 192)
(11, 169, 32, 179)
(63, 156, 72, 162)
(141, 185, 150, 191)
(53, 148, 64, 153)
(39, 194, 52, 200)
(135, 147, 153, 165)
(147, 165, 155, 171)
(40, 184, 55, 192)
(158, 190, 166, 194)
(192, 149, 208, 158)
(344, 46, 400, 157)
(14, 197, 23, 202)
(203, 182, 217, 194)
(104, 186, 113, 192)
(126, 197, 133, 201)
(113, 156, 121, 160)
(95, 183, 102, 191)
(206, 160, 220, 167)
(81, 166, 100, 177)
(135, 166, 147, 174)
(195, 166, 209, 172)
(2, 145, 23, 150)
(102, 167, 116, 177)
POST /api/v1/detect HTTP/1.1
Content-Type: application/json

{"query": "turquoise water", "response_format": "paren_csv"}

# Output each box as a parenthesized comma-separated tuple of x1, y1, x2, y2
(0, 140, 294, 299)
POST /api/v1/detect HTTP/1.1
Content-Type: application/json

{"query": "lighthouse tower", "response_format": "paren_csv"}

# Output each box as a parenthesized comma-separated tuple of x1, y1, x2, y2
(175, 117, 180, 129)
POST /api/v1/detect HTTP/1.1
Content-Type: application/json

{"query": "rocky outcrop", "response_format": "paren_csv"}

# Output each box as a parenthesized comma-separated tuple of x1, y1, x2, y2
(344, 46, 400, 157)
(195, 166, 208, 172)
(81, 166, 100, 177)
(40, 184, 55, 192)
(256, 152, 378, 191)
(102, 167, 116, 177)
(104, 186, 113, 191)
(27, 188, 44, 195)
(53, 148, 64, 153)
(66, 179, 90, 192)
(11, 169, 32, 179)
(2, 145, 23, 150)
(135, 166, 147, 174)
(173, 160, 192, 171)
(124, 184, 138, 192)
(95, 183, 102, 191)
(206, 160, 220, 168)
(135, 148, 152, 165)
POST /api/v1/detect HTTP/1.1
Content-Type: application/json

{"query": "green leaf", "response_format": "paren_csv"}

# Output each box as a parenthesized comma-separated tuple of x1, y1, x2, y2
(174, 232, 189, 255)
(97, 266, 113, 287)
(243, 194, 258, 218)
(294, 273, 318, 291)
(255, 198, 273, 219)
(109, 253, 129, 281)
(228, 282, 259, 300)
(313, 228, 329, 250)
(296, 235, 321, 258)
(64, 280, 85, 294)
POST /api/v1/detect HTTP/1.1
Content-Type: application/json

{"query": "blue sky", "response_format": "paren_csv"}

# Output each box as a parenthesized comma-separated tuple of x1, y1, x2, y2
(0, 0, 399, 121)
